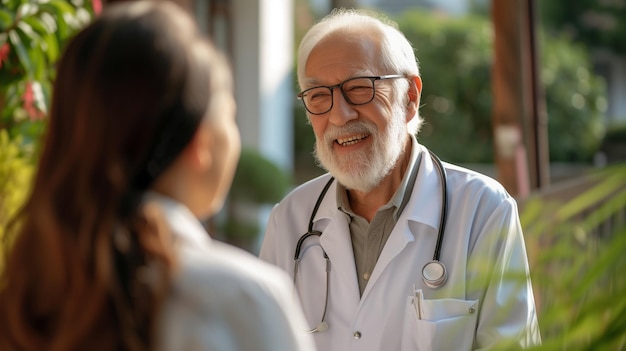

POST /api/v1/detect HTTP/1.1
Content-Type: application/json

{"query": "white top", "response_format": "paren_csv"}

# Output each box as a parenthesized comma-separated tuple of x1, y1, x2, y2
(260, 143, 541, 351)
(148, 193, 316, 351)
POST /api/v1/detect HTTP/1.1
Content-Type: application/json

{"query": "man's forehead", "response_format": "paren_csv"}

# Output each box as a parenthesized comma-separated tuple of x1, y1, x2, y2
(302, 35, 381, 80)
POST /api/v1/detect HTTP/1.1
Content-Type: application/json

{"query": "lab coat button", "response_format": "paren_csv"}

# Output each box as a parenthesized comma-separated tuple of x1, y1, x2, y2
(353, 331, 362, 339)
(469, 307, 476, 314)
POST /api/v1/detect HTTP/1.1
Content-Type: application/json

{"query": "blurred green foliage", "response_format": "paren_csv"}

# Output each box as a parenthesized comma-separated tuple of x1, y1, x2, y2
(521, 164, 626, 350)
(398, 13, 494, 163)
(218, 147, 292, 251)
(0, 130, 33, 238)
(539, 32, 606, 162)
(539, 0, 626, 55)
(228, 148, 292, 205)
(394, 11, 606, 164)
(0, 0, 93, 136)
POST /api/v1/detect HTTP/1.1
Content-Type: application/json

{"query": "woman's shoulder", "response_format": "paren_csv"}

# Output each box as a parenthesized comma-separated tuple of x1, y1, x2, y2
(174, 240, 293, 304)
(157, 241, 312, 351)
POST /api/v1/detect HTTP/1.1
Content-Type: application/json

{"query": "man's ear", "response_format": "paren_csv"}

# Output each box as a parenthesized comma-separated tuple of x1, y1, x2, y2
(407, 75, 422, 105)
(406, 76, 422, 119)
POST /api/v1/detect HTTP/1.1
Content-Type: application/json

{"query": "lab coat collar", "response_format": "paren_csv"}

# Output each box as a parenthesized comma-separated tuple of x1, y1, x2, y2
(142, 191, 213, 249)
(399, 144, 444, 232)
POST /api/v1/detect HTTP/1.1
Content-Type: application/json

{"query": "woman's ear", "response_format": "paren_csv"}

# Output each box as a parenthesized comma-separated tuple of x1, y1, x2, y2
(184, 123, 213, 172)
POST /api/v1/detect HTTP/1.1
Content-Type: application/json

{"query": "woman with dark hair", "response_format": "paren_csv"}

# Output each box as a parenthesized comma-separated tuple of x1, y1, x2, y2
(0, 2, 314, 351)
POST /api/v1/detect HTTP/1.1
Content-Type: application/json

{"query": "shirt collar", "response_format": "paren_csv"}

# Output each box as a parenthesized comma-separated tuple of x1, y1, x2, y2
(336, 135, 421, 221)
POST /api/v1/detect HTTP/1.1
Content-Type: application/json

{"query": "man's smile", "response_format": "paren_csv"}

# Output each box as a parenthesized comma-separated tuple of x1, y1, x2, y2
(335, 133, 369, 146)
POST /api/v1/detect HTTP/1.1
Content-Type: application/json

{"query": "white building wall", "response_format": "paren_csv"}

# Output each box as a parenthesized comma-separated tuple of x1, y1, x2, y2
(259, 0, 295, 170)
(232, 0, 294, 170)
(232, 1, 261, 149)
(231, 0, 294, 253)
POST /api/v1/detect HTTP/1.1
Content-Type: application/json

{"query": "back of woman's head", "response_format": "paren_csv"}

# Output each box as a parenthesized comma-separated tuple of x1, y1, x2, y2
(0, 1, 232, 350)
(47, 0, 231, 215)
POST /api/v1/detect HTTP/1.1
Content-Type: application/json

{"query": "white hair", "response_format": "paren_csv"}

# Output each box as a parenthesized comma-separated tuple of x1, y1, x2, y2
(297, 8, 422, 134)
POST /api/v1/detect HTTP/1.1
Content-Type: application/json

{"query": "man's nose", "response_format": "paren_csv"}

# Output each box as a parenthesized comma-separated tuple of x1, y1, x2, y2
(327, 88, 358, 126)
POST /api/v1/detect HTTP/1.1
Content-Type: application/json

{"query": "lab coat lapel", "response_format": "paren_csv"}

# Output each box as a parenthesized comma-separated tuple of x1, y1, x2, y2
(361, 220, 414, 300)
(309, 181, 362, 304)
(360, 146, 444, 299)
(319, 212, 361, 302)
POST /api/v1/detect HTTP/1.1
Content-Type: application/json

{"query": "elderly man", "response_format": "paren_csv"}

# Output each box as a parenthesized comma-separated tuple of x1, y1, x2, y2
(260, 8, 541, 351)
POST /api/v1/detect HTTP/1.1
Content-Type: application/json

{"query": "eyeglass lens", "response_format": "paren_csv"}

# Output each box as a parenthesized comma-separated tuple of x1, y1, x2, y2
(301, 77, 377, 115)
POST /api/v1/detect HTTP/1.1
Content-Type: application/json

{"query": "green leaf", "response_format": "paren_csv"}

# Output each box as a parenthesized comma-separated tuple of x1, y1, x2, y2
(46, 0, 77, 15)
(38, 1, 76, 40)
(15, 24, 46, 80)
(48, 10, 70, 44)
(29, 46, 45, 81)
(30, 80, 47, 114)
(16, 21, 39, 42)
(41, 32, 59, 63)
(8, 28, 32, 76)
(16, 2, 38, 19)
(38, 12, 57, 34)
(22, 16, 52, 36)
(19, 16, 59, 64)
(39, 78, 52, 111)
(0, 9, 14, 32)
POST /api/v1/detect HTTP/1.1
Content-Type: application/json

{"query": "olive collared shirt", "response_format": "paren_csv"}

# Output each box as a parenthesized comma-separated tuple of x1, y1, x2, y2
(337, 135, 422, 296)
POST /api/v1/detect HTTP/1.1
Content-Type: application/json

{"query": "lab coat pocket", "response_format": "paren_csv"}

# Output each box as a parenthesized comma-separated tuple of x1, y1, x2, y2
(401, 296, 479, 351)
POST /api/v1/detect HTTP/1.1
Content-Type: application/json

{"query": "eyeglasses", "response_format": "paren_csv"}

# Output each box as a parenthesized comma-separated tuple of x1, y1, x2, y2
(297, 75, 406, 115)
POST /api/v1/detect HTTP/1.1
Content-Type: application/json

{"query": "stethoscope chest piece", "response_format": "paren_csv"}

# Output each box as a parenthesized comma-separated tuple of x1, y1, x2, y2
(422, 260, 447, 289)
(309, 321, 328, 334)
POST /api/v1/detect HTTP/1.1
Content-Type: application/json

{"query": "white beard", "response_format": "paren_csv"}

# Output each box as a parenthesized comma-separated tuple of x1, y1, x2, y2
(313, 103, 408, 192)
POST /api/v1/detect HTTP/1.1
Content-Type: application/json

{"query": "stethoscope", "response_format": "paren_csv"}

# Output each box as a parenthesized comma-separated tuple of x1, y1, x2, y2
(293, 150, 449, 333)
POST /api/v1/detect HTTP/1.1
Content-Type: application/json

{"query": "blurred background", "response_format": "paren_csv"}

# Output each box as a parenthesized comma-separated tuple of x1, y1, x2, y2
(1, 0, 625, 349)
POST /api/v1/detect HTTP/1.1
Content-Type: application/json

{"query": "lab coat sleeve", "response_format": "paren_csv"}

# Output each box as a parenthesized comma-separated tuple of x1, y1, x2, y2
(259, 203, 295, 274)
(259, 204, 279, 264)
(468, 197, 541, 350)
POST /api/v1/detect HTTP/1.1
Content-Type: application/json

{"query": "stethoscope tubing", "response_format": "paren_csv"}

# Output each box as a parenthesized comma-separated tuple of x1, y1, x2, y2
(429, 151, 448, 261)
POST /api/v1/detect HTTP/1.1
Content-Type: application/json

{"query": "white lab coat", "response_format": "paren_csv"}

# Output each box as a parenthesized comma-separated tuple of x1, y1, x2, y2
(260, 144, 541, 351)
(146, 193, 316, 351)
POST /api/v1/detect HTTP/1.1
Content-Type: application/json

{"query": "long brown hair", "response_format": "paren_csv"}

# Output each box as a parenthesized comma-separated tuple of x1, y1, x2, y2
(0, 2, 231, 350)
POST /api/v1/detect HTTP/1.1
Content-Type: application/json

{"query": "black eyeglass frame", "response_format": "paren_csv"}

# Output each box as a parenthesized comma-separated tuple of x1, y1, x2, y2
(297, 74, 406, 115)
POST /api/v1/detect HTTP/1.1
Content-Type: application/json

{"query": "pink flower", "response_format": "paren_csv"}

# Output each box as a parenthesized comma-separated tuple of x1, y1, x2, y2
(0, 43, 9, 69)
(23, 81, 46, 121)
(92, 0, 102, 15)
